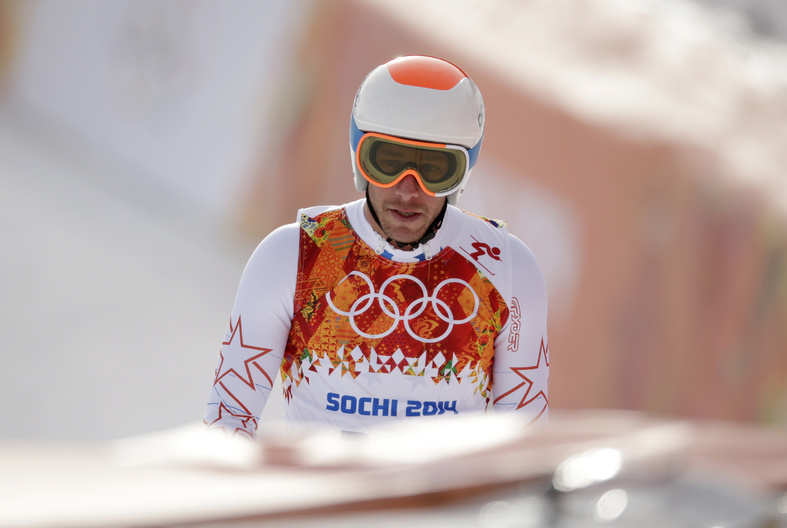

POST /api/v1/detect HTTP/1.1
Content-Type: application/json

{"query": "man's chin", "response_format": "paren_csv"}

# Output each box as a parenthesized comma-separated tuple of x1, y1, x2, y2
(383, 226, 426, 247)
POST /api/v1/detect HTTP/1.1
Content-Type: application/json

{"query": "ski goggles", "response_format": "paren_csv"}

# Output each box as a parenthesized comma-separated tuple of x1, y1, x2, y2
(355, 132, 470, 197)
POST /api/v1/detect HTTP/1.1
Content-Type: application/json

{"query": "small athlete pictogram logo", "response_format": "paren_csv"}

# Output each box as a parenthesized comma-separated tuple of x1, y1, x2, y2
(461, 236, 502, 275)
(469, 241, 501, 261)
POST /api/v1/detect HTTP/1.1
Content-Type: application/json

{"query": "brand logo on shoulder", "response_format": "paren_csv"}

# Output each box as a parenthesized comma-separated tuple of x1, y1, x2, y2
(507, 297, 521, 352)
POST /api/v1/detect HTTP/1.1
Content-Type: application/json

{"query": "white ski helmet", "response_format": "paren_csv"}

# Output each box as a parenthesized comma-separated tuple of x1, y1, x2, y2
(350, 55, 485, 205)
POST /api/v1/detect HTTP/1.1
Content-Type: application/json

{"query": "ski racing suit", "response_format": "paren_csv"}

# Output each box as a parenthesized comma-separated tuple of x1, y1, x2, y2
(204, 198, 549, 439)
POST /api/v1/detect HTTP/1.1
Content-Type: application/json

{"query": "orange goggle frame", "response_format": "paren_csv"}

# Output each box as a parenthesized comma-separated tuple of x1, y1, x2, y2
(356, 132, 469, 197)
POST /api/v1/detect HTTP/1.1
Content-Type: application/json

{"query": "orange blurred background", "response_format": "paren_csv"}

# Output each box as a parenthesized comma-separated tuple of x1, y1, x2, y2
(0, 0, 785, 442)
(240, 0, 787, 425)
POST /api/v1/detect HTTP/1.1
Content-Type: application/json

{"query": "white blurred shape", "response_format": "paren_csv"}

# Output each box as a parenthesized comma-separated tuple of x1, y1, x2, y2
(594, 488, 628, 523)
(288, 413, 527, 468)
(778, 492, 787, 514)
(478, 500, 519, 528)
(553, 448, 623, 491)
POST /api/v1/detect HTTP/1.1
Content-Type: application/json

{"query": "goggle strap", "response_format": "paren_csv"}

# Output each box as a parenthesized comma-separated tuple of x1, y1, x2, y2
(350, 116, 365, 150)
(467, 133, 482, 169)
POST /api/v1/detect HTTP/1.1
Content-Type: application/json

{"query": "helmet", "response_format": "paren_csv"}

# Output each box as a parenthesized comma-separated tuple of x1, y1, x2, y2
(350, 55, 485, 205)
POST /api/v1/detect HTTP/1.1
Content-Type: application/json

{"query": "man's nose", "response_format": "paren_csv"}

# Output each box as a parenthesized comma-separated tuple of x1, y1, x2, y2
(396, 171, 424, 197)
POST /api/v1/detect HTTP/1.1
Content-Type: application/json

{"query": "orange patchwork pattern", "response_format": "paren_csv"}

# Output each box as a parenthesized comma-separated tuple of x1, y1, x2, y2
(281, 208, 508, 400)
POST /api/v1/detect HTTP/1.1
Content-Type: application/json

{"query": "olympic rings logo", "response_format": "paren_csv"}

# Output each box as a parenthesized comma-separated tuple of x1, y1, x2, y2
(325, 271, 479, 344)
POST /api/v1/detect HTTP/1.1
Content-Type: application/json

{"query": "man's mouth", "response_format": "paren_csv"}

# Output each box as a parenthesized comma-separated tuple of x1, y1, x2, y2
(390, 208, 423, 222)
(394, 210, 418, 217)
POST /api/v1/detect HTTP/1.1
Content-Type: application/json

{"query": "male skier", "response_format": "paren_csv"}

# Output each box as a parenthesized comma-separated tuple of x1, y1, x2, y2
(205, 55, 549, 439)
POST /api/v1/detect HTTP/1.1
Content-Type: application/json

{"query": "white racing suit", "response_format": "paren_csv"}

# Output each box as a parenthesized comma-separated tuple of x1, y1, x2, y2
(205, 199, 549, 439)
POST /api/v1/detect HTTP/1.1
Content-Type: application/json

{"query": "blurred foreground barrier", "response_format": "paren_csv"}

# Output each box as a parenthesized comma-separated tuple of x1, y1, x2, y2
(1, 410, 786, 527)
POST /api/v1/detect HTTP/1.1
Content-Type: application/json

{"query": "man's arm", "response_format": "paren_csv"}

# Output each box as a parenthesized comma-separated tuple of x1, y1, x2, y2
(491, 234, 549, 425)
(204, 223, 299, 440)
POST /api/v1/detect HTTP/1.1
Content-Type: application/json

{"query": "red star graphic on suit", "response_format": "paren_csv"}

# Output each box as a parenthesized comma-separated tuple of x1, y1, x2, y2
(214, 315, 274, 390)
(494, 338, 549, 421)
(205, 402, 257, 440)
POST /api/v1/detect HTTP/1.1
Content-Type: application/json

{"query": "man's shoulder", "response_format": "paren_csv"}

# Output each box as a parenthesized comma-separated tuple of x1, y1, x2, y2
(296, 199, 364, 222)
(297, 204, 343, 222)
(457, 208, 508, 230)
(450, 207, 511, 248)
(295, 201, 365, 247)
(296, 205, 346, 239)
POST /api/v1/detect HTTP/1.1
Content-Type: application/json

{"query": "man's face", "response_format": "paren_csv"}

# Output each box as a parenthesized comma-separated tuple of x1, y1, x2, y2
(365, 173, 446, 248)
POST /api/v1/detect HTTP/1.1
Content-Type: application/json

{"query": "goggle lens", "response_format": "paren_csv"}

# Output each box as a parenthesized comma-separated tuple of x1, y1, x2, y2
(357, 133, 468, 196)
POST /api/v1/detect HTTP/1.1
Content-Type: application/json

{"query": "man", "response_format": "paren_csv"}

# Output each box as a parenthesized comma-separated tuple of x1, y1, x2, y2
(204, 55, 549, 439)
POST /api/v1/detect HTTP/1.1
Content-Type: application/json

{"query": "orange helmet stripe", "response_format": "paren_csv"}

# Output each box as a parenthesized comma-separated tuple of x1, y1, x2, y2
(386, 56, 466, 91)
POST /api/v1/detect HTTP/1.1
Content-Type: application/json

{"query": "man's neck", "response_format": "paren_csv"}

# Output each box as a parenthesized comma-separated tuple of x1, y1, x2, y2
(363, 195, 447, 251)
(363, 201, 418, 251)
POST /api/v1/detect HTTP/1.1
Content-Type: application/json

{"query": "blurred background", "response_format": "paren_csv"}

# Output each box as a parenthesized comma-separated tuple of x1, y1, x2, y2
(0, 0, 786, 444)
